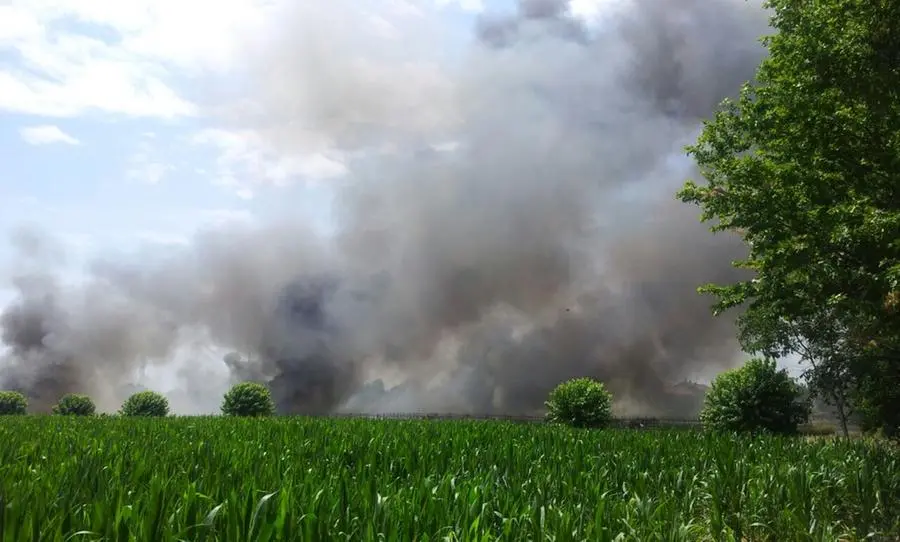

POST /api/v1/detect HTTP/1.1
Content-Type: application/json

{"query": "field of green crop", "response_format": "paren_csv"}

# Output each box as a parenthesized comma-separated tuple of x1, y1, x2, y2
(0, 417, 897, 541)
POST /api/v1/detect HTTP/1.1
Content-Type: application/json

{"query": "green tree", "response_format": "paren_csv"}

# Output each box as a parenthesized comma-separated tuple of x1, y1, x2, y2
(701, 358, 810, 434)
(221, 382, 275, 417)
(738, 306, 856, 437)
(120, 391, 169, 417)
(545, 377, 613, 429)
(678, 0, 900, 436)
(53, 393, 96, 416)
(0, 391, 27, 415)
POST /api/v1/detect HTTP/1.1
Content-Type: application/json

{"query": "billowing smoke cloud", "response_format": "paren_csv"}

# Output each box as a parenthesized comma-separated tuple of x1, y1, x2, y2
(0, 0, 770, 416)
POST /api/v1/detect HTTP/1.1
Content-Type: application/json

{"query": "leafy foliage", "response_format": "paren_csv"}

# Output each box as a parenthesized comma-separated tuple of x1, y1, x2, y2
(0, 417, 898, 540)
(678, 0, 900, 436)
(53, 393, 96, 416)
(701, 358, 811, 434)
(221, 381, 275, 417)
(739, 306, 858, 435)
(854, 374, 900, 439)
(119, 391, 169, 418)
(0, 391, 27, 415)
(544, 377, 613, 428)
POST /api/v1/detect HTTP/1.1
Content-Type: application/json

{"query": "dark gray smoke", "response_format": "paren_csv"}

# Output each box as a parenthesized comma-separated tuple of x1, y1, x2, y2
(0, 0, 770, 415)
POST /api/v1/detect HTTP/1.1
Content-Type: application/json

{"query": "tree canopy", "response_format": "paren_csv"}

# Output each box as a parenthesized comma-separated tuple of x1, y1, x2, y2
(678, 0, 900, 435)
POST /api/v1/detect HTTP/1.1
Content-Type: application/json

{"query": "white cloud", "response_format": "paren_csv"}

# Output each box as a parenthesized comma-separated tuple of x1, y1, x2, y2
(0, 5, 43, 44)
(125, 137, 171, 184)
(196, 208, 256, 228)
(434, 0, 484, 12)
(105, 0, 273, 73)
(569, 0, 627, 22)
(0, 0, 277, 119)
(368, 15, 401, 40)
(19, 124, 80, 145)
(234, 188, 255, 201)
(131, 208, 254, 247)
(0, 18, 193, 118)
(1, 0, 462, 196)
(191, 128, 347, 197)
(134, 231, 190, 247)
(126, 161, 170, 185)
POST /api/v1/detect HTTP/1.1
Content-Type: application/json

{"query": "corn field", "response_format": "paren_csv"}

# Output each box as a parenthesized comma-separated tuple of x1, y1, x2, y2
(0, 417, 897, 541)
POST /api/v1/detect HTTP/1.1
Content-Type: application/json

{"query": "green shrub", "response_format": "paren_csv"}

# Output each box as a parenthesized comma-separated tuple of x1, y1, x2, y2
(120, 391, 169, 417)
(53, 393, 96, 416)
(701, 358, 810, 435)
(545, 377, 613, 429)
(854, 373, 900, 440)
(0, 391, 27, 415)
(221, 382, 275, 417)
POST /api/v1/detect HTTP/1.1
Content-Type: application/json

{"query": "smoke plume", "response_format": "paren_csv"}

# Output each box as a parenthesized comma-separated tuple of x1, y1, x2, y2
(0, 0, 770, 415)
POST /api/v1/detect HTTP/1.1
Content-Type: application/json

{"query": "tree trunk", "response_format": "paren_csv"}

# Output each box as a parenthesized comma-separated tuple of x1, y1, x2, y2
(832, 390, 850, 438)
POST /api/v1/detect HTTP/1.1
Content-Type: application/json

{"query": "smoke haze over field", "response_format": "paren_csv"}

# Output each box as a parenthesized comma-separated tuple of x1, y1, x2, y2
(0, 0, 770, 415)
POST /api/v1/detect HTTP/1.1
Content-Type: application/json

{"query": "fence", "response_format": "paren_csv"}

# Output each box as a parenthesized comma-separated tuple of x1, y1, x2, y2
(320, 411, 702, 428)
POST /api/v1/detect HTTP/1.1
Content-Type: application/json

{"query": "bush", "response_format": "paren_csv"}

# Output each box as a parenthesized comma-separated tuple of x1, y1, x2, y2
(0, 391, 28, 415)
(221, 381, 275, 417)
(545, 377, 613, 429)
(701, 358, 811, 435)
(120, 391, 169, 417)
(854, 370, 900, 440)
(53, 393, 97, 416)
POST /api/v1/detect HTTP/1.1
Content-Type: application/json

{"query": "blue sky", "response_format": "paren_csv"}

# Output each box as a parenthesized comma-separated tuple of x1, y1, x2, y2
(0, 0, 613, 297)
(2, 0, 562, 302)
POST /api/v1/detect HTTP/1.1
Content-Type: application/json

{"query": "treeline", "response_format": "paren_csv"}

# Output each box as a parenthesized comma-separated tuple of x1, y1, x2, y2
(0, 382, 276, 418)
(1, 363, 816, 438)
(1, 359, 825, 441)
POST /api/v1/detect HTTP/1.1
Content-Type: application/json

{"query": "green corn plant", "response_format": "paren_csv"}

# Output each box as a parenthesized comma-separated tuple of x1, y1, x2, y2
(0, 416, 897, 541)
